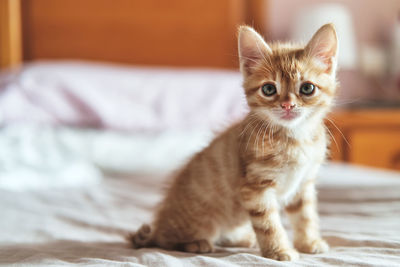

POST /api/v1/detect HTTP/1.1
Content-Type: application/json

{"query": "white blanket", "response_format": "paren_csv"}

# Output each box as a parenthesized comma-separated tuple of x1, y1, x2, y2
(0, 124, 212, 191)
(1, 163, 399, 266)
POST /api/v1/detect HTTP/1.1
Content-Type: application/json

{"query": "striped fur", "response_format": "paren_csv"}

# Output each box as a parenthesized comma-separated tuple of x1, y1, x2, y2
(129, 24, 338, 261)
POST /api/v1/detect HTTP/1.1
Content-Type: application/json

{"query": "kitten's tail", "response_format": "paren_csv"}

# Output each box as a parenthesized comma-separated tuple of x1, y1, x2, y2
(127, 224, 154, 249)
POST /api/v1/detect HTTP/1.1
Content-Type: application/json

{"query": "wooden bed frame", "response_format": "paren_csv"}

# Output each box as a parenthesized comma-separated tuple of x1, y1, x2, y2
(0, 0, 267, 69)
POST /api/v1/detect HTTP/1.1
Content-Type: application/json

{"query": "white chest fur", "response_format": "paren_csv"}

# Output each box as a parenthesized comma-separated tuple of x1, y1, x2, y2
(275, 139, 326, 204)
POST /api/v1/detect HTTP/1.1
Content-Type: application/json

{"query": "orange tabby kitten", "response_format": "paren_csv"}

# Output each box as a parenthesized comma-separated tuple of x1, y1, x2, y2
(130, 24, 338, 261)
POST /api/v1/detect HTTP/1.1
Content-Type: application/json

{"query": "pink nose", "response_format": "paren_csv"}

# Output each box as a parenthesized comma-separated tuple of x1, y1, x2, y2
(281, 101, 296, 110)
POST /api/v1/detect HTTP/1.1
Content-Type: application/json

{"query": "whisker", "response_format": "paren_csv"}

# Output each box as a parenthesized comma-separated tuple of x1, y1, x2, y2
(325, 118, 351, 148)
(262, 121, 271, 156)
(239, 116, 258, 137)
(269, 123, 275, 147)
(333, 97, 362, 106)
(238, 113, 259, 140)
(254, 120, 267, 157)
(324, 125, 339, 153)
(245, 120, 263, 152)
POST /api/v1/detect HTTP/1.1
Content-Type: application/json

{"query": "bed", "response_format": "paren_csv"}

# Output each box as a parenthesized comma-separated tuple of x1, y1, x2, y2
(1, 1, 400, 266)
(0, 61, 399, 267)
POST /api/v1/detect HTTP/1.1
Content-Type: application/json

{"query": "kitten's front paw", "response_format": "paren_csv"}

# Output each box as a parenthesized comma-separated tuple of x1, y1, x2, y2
(295, 238, 329, 254)
(263, 248, 299, 261)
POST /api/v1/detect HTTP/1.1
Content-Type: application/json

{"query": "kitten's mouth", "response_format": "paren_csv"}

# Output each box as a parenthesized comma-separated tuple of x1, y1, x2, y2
(280, 111, 299, 120)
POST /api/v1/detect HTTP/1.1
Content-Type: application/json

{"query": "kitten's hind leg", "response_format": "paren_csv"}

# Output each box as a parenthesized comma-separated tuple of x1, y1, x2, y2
(179, 239, 213, 253)
(217, 222, 257, 248)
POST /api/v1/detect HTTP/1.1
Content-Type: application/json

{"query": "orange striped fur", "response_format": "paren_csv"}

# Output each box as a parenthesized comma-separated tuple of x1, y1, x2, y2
(129, 24, 338, 261)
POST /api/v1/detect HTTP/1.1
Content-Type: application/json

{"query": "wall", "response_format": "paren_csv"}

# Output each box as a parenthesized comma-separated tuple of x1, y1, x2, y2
(267, 0, 400, 46)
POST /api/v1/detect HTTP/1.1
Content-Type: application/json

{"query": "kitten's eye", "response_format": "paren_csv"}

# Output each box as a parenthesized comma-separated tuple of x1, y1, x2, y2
(300, 83, 315, 95)
(261, 83, 277, 96)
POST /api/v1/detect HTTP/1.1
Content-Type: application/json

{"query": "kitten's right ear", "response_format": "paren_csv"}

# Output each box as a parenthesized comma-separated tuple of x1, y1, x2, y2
(238, 26, 271, 75)
(304, 23, 338, 74)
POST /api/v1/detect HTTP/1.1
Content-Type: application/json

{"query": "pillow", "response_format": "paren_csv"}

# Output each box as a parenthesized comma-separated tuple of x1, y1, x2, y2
(0, 61, 248, 132)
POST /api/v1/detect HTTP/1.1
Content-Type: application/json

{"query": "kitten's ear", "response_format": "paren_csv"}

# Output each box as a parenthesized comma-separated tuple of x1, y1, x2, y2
(305, 23, 338, 74)
(238, 26, 271, 75)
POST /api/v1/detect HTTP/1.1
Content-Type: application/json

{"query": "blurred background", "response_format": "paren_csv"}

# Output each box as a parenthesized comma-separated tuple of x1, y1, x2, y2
(0, 0, 399, 193)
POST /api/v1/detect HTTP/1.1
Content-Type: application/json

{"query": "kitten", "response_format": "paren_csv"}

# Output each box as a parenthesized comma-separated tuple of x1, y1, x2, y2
(129, 23, 338, 261)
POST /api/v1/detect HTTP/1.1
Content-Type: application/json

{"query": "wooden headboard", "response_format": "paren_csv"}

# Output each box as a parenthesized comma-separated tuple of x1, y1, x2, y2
(0, 0, 268, 69)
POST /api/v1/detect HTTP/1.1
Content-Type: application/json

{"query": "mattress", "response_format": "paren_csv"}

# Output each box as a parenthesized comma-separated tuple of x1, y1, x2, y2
(1, 61, 399, 266)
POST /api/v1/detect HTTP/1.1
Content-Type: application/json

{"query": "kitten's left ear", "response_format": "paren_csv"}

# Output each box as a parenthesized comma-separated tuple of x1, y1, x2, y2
(305, 23, 338, 74)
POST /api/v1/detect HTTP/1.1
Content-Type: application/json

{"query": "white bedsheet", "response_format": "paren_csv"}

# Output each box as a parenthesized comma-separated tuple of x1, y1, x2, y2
(1, 163, 399, 266)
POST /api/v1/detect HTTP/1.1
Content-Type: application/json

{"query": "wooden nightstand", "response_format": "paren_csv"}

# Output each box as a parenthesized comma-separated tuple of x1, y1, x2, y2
(327, 108, 400, 171)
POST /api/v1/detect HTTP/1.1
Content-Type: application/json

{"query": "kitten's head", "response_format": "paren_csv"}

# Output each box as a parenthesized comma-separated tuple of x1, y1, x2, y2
(238, 24, 338, 129)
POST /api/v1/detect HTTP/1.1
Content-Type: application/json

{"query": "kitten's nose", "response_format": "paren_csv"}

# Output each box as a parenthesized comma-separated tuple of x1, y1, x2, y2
(281, 101, 296, 110)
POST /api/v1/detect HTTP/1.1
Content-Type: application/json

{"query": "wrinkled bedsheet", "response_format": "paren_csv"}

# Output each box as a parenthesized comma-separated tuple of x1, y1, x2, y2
(1, 163, 400, 266)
